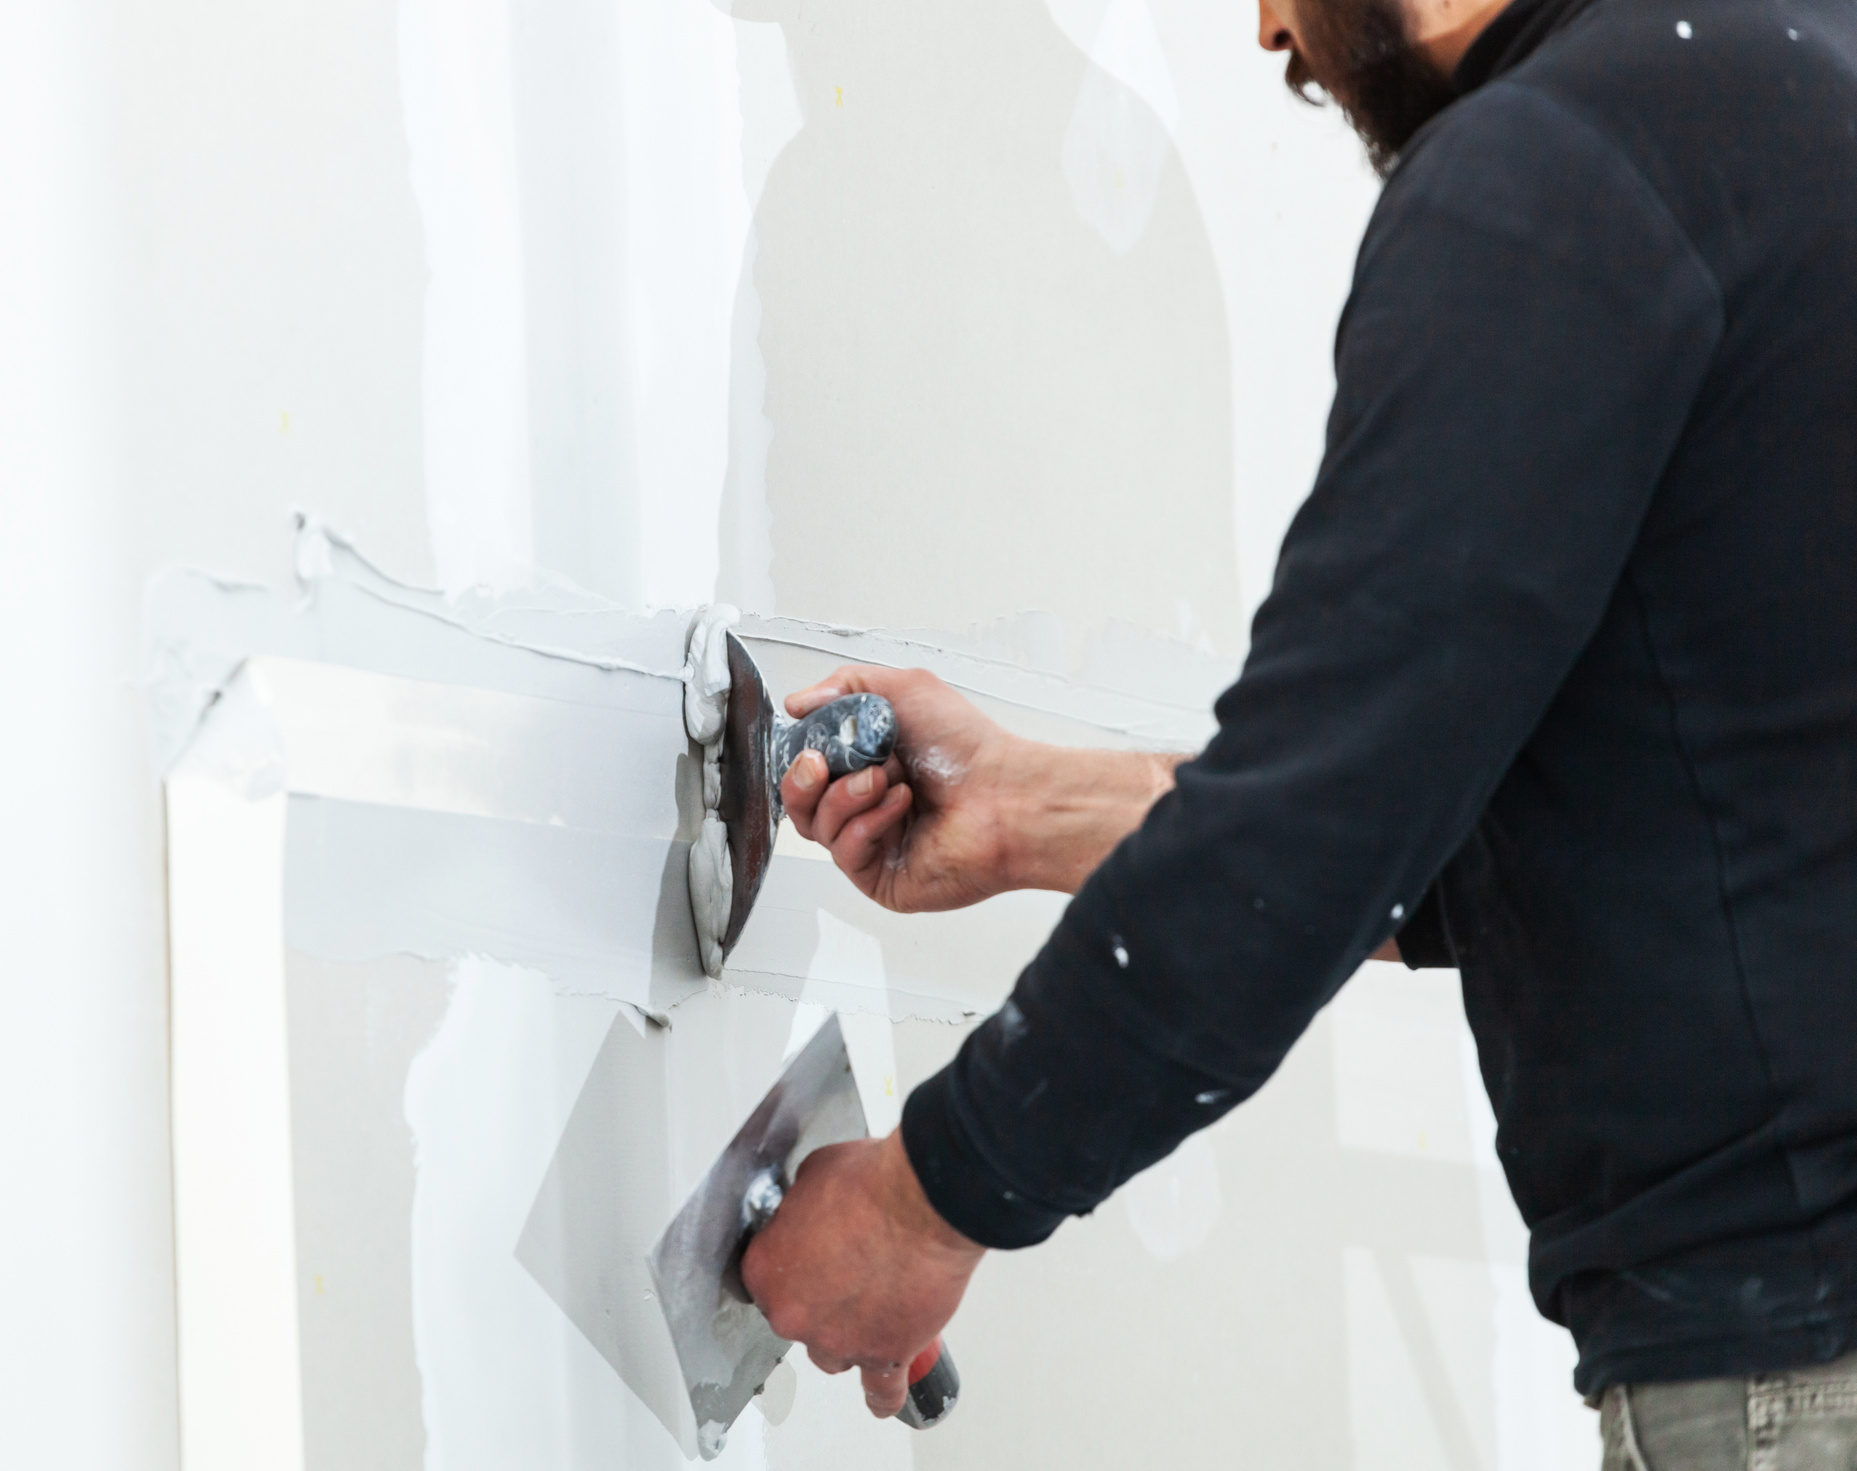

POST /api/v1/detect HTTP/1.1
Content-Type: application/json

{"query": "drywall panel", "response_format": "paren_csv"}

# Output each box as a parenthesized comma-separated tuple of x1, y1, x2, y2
(12, 0, 1588, 1462)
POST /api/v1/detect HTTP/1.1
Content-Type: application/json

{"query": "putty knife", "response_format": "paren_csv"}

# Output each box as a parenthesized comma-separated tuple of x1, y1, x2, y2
(688, 622, 898, 974)
(646, 1014, 961, 1459)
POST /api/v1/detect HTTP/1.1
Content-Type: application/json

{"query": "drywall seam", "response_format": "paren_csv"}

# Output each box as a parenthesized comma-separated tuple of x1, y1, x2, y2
(149, 519, 1227, 773)
(715, 973, 974, 1027)
(150, 524, 1219, 1023)
(282, 796, 705, 1015)
(295, 517, 688, 680)
(247, 657, 683, 832)
(734, 618, 1227, 749)
(740, 619, 1213, 709)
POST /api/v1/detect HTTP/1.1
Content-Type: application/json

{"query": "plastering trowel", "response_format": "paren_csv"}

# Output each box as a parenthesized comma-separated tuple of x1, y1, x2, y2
(684, 607, 898, 976)
(647, 1014, 961, 1458)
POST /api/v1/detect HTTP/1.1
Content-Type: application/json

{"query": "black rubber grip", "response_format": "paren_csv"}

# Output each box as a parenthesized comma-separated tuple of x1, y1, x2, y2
(775, 693, 896, 781)
(894, 1343, 959, 1430)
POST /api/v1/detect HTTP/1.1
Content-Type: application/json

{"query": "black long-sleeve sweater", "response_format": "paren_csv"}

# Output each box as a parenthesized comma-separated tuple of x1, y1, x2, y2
(901, 0, 1857, 1394)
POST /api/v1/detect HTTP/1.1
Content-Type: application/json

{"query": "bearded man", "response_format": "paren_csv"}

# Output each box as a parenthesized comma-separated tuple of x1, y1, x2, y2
(742, 0, 1857, 1464)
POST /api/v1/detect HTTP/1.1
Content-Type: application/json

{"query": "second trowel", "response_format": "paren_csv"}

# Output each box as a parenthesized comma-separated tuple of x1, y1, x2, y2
(684, 609, 898, 976)
(647, 1014, 961, 1459)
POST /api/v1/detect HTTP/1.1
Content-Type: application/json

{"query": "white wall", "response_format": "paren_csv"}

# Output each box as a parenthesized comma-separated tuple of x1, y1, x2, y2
(0, 0, 1599, 1465)
(0, 4, 178, 1465)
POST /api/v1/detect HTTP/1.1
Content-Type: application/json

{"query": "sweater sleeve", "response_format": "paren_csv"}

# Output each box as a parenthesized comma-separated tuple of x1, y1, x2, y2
(902, 82, 1724, 1249)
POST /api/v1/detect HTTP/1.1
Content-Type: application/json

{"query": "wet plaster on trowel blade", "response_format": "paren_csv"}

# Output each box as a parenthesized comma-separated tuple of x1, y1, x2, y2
(685, 605, 740, 978)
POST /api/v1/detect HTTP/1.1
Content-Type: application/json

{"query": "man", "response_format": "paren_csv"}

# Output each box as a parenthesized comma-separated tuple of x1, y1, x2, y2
(741, 0, 1857, 1462)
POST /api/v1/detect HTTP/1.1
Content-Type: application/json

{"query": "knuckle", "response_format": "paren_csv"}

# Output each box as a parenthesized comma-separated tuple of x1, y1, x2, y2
(762, 1305, 803, 1342)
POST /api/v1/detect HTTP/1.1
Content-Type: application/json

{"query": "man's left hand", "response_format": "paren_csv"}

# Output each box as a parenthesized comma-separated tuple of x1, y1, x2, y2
(741, 1131, 986, 1417)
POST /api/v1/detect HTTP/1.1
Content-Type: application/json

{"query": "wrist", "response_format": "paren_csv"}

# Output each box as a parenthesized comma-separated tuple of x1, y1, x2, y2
(879, 1130, 985, 1267)
(996, 743, 1182, 894)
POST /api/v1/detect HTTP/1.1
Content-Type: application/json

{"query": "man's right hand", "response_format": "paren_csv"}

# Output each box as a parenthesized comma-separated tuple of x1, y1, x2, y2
(779, 664, 1187, 913)
(779, 665, 1023, 913)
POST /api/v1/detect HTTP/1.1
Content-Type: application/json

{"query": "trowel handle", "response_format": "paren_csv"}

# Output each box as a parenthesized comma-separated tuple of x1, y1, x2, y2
(895, 1338, 960, 1430)
(776, 693, 897, 781)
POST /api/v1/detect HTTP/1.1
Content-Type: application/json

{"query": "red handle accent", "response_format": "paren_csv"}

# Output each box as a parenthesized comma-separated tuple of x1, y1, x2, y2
(906, 1339, 943, 1386)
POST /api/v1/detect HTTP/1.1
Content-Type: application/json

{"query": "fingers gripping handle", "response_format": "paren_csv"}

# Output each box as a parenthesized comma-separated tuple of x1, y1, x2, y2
(774, 693, 896, 785)
(895, 1340, 960, 1429)
(741, 1166, 960, 1432)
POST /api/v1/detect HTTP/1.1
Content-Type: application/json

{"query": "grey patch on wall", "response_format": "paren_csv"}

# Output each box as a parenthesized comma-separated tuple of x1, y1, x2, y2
(283, 799, 707, 1015)
(513, 986, 807, 1459)
(285, 951, 452, 1471)
(514, 1009, 691, 1455)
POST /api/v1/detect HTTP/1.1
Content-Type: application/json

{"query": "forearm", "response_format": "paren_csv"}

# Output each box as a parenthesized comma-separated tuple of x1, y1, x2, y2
(996, 743, 1186, 894)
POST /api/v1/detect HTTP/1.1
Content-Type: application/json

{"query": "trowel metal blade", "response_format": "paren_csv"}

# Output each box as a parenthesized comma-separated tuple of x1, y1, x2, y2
(717, 632, 778, 964)
(647, 1014, 870, 1459)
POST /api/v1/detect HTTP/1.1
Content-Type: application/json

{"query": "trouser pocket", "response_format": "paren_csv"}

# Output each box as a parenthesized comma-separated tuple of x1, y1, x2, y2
(1746, 1368, 1857, 1471)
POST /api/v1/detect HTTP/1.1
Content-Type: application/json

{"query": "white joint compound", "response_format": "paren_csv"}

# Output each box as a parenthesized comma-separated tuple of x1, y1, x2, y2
(689, 814, 733, 980)
(684, 606, 740, 977)
(682, 605, 739, 746)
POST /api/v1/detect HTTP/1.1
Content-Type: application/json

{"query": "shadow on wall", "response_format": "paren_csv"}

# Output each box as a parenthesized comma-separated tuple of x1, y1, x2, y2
(718, 0, 1241, 656)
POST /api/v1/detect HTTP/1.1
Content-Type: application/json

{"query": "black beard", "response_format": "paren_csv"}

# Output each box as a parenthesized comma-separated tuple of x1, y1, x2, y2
(1285, 0, 1459, 177)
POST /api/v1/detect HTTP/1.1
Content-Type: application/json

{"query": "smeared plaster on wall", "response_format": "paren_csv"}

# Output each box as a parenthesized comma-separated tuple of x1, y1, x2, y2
(145, 520, 690, 775)
(398, 0, 534, 595)
(715, 21, 802, 615)
(403, 957, 769, 1470)
(514, 980, 920, 1465)
(283, 796, 706, 1013)
(149, 524, 1227, 1025)
(407, 0, 792, 607)
(607, 0, 753, 611)
(515, 1003, 694, 1456)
